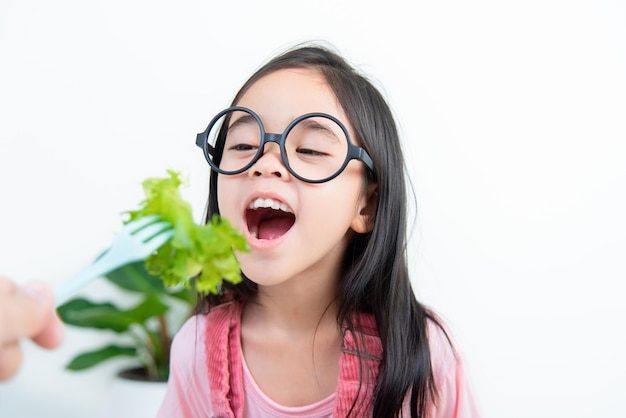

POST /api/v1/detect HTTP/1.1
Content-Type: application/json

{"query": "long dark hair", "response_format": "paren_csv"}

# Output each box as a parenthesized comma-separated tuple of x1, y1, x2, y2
(199, 42, 442, 417)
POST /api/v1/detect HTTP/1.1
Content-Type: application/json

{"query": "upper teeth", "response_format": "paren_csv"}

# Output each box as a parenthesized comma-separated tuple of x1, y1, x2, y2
(249, 198, 293, 213)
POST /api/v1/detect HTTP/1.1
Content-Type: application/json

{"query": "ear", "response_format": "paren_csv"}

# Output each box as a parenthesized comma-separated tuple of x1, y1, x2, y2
(351, 182, 378, 233)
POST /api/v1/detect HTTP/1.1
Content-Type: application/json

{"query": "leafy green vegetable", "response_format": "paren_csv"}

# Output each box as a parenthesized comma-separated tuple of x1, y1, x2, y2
(125, 170, 248, 294)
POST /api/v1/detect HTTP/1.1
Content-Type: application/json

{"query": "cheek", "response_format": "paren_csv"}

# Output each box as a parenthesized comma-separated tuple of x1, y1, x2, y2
(308, 182, 363, 227)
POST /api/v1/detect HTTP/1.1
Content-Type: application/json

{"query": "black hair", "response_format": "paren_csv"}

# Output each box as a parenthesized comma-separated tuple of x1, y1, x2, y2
(198, 41, 446, 417)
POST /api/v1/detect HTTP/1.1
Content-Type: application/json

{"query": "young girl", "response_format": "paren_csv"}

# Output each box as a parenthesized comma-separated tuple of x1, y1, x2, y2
(158, 43, 480, 417)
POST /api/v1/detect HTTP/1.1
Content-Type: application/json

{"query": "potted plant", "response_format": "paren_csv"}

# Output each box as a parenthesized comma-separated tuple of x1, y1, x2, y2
(57, 259, 197, 382)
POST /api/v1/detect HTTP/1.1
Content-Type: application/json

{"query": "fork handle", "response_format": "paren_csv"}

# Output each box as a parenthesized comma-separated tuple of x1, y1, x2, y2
(54, 253, 118, 307)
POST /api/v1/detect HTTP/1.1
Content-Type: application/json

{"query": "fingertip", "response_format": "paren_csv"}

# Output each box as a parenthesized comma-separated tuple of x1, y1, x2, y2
(32, 311, 65, 349)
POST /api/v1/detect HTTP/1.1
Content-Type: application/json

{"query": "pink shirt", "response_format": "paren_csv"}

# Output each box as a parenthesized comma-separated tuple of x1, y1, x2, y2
(243, 351, 335, 417)
(158, 302, 480, 417)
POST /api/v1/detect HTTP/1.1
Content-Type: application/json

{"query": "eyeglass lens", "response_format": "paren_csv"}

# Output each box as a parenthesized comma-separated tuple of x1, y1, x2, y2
(207, 109, 350, 182)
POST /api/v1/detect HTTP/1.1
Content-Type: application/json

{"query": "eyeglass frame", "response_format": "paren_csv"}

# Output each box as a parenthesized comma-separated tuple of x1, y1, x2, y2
(195, 106, 376, 184)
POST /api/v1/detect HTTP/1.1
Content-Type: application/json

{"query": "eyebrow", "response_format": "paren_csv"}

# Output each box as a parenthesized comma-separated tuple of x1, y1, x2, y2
(298, 119, 342, 143)
(228, 114, 258, 131)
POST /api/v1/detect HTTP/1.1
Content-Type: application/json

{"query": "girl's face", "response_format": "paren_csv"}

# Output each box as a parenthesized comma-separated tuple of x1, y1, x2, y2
(217, 68, 373, 289)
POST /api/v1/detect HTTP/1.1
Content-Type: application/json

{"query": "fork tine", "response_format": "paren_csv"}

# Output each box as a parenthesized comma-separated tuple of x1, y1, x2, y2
(132, 221, 173, 242)
(141, 229, 175, 255)
(124, 214, 161, 233)
(55, 216, 175, 307)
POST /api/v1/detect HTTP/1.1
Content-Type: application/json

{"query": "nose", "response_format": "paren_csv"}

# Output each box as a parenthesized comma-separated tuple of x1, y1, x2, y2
(249, 140, 289, 180)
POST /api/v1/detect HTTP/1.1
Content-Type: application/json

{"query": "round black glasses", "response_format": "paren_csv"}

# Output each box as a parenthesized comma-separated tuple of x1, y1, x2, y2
(195, 106, 376, 184)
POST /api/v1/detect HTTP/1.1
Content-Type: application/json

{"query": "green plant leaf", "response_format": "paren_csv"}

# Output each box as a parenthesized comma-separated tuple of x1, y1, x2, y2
(65, 344, 137, 371)
(58, 298, 136, 332)
(105, 260, 165, 295)
(58, 297, 169, 333)
(126, 296, 169, 321)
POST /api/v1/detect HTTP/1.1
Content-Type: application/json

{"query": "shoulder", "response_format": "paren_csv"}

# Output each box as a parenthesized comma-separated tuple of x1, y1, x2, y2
(171, 301, 242, 357)
(158, 301, 245, 418)
(168, 313, 208, 377)
(157, 314, 211, 417)
(423, 313, 482, 417)
(425, 314, 457, 386)
(168, 304, 242, 382)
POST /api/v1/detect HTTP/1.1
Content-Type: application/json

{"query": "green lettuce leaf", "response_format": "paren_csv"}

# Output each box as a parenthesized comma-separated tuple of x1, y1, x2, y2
(125, 170, 248, 294)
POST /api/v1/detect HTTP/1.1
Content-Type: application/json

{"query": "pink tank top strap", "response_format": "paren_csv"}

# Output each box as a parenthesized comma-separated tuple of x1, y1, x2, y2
(334, 312, 383, 417)
(204, 301, 245, 418)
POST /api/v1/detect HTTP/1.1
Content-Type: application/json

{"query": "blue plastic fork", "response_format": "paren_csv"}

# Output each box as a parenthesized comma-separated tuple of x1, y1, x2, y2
(54, 215, 174, 307)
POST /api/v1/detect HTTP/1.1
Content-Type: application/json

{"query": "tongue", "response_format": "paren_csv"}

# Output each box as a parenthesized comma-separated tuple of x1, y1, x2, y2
(258, 217, 293, 240)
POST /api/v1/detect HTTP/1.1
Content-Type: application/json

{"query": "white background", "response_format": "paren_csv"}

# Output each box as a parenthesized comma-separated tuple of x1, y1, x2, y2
(1, 1, 625, 417)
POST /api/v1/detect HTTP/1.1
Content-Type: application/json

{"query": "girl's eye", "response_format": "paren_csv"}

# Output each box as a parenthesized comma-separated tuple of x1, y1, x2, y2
(225, 115, 261, 152)
(224, 130, 260, 152)
(296, 147, 328, 157)
(228, 143, 258, 151)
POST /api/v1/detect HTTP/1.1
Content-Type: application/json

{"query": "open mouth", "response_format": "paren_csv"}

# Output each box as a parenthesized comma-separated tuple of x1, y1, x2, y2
(246, 198, 296, 240)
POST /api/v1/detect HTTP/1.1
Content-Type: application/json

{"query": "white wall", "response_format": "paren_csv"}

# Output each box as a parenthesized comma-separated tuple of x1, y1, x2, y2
(1, 1, 625, 417)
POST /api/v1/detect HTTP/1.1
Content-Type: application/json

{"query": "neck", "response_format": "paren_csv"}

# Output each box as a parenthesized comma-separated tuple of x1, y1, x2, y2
(244, 275, 340, 335)
(239, 274, 345, 408)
